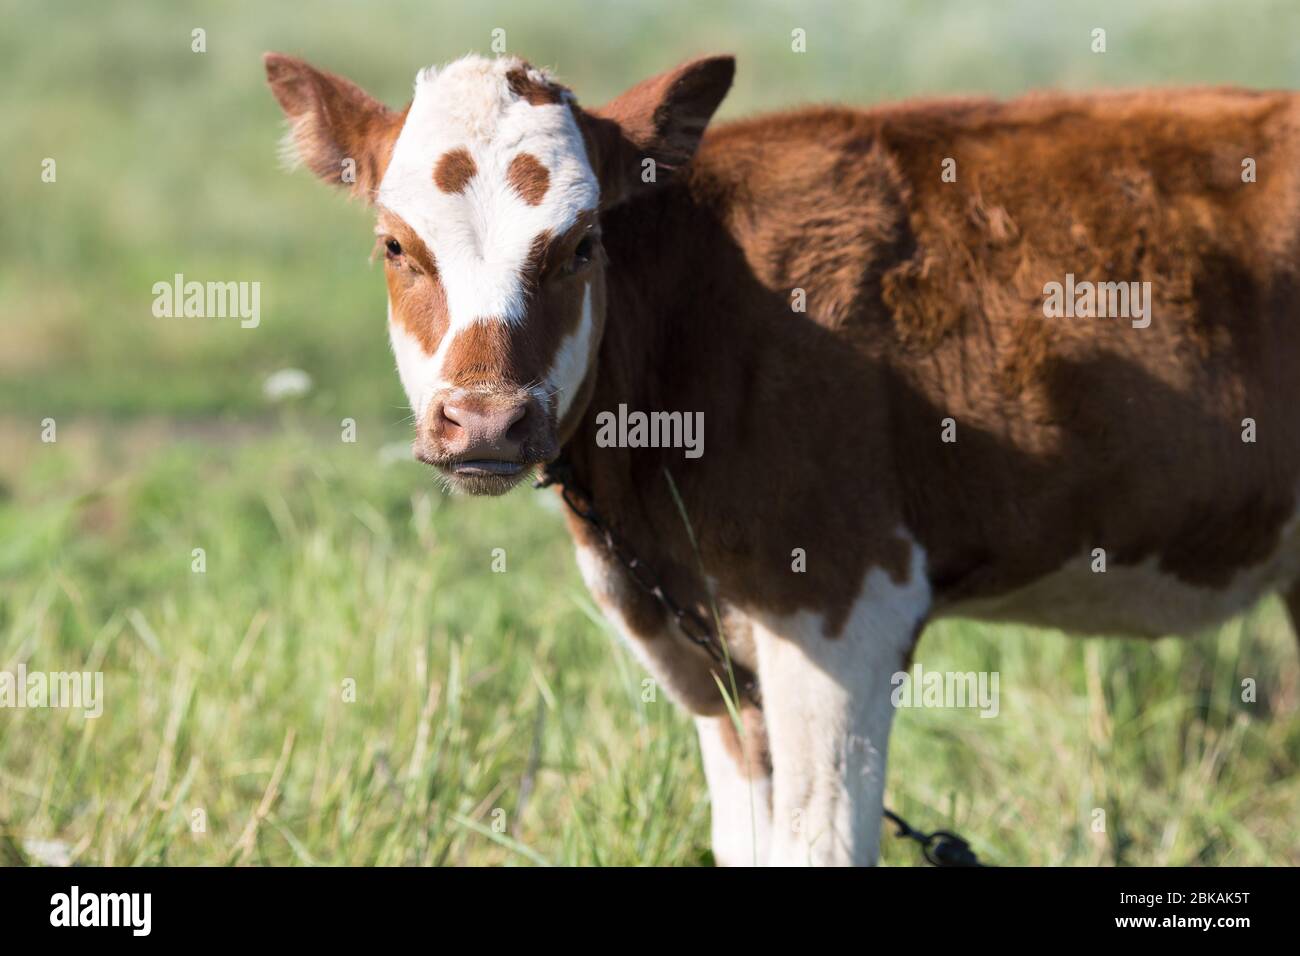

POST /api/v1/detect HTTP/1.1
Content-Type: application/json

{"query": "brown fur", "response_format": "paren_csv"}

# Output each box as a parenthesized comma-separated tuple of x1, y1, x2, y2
(377, 209, 446, 352)
(575, 56, 735, 208)
(505, 152, 550, 206)
(558, 85, 1300, 712)
(506, 65, 567, 106)
(264, 53, 406, 200)
(433, 147, 477, 194)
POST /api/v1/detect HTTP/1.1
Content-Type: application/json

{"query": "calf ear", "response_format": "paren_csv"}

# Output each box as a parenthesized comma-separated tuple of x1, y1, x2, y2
(579, 55, 734, 208)
(263, 52, 406, 202)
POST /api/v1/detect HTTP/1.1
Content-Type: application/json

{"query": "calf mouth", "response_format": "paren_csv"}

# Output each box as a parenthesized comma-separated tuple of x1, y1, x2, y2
(422, 454, 537, 496)
(449, 459, 527, 477)
(415, 429, 560, 496)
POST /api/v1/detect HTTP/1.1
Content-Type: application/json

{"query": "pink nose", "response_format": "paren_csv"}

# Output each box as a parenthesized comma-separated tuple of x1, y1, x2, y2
(436, 396, 529, 461)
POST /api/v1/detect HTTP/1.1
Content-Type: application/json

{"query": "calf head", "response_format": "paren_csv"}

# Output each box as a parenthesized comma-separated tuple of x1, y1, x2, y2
(265, 51, 734, 494)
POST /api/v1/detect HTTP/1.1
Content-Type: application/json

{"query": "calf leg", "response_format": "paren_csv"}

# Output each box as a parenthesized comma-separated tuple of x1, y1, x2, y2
(754, 558, 929, 866)
(695, 705, 772, 866)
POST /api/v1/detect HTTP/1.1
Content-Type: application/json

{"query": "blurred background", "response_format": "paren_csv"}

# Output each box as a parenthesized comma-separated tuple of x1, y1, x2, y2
(2, 0, 1298, 865)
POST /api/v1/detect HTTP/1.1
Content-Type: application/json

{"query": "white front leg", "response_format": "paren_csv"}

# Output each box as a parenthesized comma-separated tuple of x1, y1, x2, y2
(695, 707, 772, 867)
(755, 547, 930, 866)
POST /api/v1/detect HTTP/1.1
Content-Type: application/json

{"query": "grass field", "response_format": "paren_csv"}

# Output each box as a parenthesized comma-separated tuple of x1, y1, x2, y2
(2, 0, 1299, 865)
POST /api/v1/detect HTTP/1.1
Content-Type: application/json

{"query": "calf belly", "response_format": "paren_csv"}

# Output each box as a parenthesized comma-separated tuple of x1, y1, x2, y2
(933, 519, 1300, 637)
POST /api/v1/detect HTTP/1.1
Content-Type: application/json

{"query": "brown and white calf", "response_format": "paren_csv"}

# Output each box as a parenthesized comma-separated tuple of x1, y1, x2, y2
(266, 51, 1300, 865)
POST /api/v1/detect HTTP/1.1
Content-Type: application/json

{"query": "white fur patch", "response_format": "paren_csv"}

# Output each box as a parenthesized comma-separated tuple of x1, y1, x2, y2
(378, 55, 599, 417)
(548, 281, 595, 423)
(696, 715, 772, 867)
(387, 300, 433, 417)
(935, 504, 1300, 637)
(753, 534, 931, 866)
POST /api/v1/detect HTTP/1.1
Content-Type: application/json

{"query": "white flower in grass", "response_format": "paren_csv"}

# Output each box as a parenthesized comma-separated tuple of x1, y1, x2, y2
(263, 368, 312, 401)
(23, 839, 73, 867)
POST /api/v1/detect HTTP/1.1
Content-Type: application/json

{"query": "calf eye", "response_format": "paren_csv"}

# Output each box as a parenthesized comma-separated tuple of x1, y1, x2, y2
(570, 236, 595, 272)
(385, 238, 403, 259)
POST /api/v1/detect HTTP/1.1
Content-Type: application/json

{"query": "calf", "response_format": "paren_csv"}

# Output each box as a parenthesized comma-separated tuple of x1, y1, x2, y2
(265, 51, 1300, 865)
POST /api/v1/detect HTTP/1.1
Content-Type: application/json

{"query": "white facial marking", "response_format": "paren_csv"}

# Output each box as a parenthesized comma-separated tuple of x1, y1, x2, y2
(378, 56, 599, 414)
(387, 300, 433, 416)
(548, 281, 595, 422)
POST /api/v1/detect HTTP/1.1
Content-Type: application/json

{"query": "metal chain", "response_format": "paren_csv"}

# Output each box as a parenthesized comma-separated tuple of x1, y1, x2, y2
(536, 455, 987, 867)
(535, 458, 761, 706)
(882, 808, 985, 867)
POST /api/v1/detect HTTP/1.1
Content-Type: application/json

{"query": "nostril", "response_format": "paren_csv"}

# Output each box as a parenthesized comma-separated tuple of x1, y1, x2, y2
(505, 403, 529, 441)
(441, 403, 465, 432)
(432, 397, 532, 455)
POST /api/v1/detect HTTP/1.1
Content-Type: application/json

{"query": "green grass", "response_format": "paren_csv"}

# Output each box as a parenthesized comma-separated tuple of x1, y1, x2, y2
(1, 424, 713, 865)
(2, 423, 1297, 865)
(2, 0, 1299, 865)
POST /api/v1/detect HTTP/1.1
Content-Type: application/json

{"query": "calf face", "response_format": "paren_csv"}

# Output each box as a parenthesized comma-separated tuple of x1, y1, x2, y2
(265, 52, 734, 494)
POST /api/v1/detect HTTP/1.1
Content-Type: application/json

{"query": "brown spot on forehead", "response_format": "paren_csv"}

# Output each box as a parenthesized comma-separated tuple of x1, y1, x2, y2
(433, 147, 477, 194)
(506, 152, 550, 206)
(506, 65, 566, 106)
